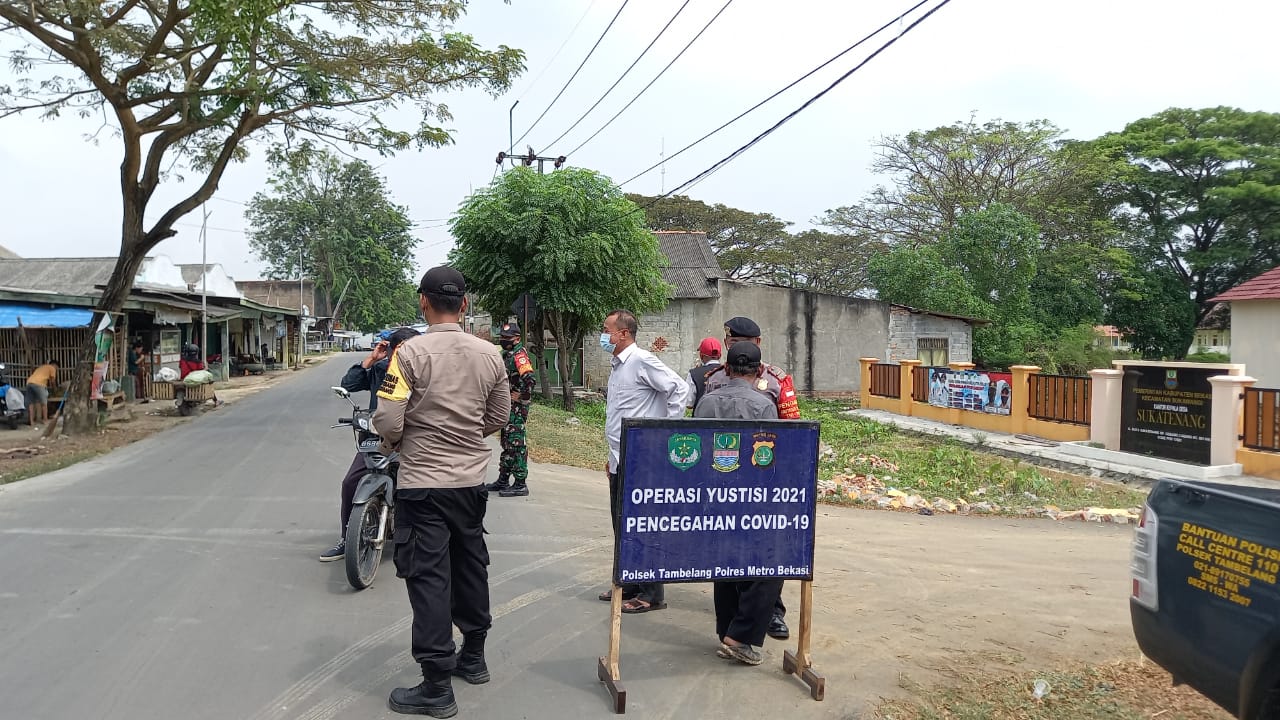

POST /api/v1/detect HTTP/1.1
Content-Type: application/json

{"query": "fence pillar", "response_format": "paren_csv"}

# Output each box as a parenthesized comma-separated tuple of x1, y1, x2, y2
(899, 359, 922, 416)
(1009, 365, 1041, 436)
(858, 357, 878, 408)
(948, 361, 975, 372)
(1209, 375, 1256, 466)
(1088, 369, 1124, 450)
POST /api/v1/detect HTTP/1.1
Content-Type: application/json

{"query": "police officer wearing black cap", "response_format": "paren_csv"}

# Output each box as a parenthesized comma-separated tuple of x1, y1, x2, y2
(488, 321, 537, 497)
(703, 315, 800, 641)
(373, 266, 510, 717)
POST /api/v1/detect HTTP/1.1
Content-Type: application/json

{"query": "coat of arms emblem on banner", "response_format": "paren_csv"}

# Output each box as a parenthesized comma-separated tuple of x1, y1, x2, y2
(668, 433, 701, 470)
(712, 432, 741, 472)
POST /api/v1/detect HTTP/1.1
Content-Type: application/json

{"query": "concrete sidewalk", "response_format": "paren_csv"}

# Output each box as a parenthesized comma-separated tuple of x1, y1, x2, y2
(852, 408, 1277, 489)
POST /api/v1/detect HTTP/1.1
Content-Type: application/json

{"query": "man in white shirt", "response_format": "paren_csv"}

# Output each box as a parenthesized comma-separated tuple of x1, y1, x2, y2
(598, 309, 688, 614)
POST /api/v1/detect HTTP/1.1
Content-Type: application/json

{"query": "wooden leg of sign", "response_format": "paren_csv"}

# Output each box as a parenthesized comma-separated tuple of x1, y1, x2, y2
(598, 583, 627, 713)
(782, 580, 825, 701)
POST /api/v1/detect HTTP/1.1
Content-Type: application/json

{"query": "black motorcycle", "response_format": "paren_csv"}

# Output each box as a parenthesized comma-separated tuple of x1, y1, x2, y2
(331, 386, 398, 590)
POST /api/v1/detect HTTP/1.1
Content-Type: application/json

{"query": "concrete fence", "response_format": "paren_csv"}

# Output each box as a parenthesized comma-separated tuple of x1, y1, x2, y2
(857, 358, 1091, 443)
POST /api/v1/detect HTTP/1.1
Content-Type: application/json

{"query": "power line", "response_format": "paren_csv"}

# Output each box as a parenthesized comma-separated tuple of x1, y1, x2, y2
(511, 0, 631, 150)
(665, 0, 954, 199)
(514, 0, 602, 103)
(538, 0, 695, 154)
(617, 0, 934, 189)
(566, 0, 736, 159)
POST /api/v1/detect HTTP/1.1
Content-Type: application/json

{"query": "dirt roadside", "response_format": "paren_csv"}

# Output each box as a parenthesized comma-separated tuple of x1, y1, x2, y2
(0, 360, 326, 485)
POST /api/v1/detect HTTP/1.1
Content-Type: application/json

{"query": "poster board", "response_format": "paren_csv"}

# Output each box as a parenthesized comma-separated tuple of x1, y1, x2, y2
(1120, 365, 1213, 465)
(926, 368, 1013, 415)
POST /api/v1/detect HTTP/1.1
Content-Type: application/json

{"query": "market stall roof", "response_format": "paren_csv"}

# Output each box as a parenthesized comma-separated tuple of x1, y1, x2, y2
(0, 303, 94, 329)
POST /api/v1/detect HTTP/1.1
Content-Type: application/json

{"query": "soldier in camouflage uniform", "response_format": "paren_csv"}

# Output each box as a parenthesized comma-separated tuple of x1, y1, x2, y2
(488, 322, 537, 497)
(702, 316, 801, 640)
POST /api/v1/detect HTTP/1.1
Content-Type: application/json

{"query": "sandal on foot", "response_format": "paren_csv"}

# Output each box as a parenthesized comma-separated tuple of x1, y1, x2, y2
(598, 588, 638, 602)
(722, 642, 762, 666)
(621, 599, 667, 614)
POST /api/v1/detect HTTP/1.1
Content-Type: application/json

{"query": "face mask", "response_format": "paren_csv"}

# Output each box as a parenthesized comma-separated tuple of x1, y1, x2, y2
(500, 340, 514, 350)
(599, 332, 617, 354)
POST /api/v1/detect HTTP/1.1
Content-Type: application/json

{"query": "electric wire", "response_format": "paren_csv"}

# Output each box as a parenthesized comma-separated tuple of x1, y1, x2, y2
(511, 0, 631, 150)
(514, 0, 602, 103)
(538, 0, 695, 154)
(616, 0, 934, 189)
(565, 0, 736, 159)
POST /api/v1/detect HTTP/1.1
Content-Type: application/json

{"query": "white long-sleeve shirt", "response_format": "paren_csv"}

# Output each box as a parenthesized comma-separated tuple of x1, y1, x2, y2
(605, 343, 689, 473)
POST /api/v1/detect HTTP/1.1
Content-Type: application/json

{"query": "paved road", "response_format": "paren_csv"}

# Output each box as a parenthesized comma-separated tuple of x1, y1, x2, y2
(0, 354, 1137, 719)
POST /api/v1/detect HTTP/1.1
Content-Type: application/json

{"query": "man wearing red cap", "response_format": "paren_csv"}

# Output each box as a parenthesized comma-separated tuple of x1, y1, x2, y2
(685, 337, 722, 409)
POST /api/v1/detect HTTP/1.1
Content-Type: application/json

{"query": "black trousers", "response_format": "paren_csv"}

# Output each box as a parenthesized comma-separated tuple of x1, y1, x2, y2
(339, 453, 366, 534)
(715, 579, 784, 647)
(607, 471, 663, 605)
(393, 486, 492, 677)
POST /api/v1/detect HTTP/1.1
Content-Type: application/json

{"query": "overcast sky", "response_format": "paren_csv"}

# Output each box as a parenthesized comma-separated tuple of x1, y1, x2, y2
(1, 0, 1278, 282)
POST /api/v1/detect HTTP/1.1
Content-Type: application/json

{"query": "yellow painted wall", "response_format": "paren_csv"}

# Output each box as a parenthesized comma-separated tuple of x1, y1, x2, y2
(1240, 448, 1280, 481)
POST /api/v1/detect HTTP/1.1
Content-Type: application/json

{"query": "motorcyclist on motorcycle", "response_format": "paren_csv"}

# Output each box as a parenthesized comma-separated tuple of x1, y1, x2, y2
(320, 327, 419, 562)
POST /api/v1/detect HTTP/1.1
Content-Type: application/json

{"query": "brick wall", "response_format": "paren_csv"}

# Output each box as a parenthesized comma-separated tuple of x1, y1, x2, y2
(887, 308, 973, 364)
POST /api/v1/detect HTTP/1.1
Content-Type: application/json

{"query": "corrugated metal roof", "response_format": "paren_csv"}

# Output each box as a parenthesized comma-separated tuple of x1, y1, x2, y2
(654, 232, 723, 299)
(0, 257, 116, 295)
(1212, 266, 1280, 303)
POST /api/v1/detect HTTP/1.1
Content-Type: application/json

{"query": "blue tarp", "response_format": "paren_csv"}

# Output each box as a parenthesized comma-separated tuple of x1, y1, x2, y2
(0, 304, 94, 329)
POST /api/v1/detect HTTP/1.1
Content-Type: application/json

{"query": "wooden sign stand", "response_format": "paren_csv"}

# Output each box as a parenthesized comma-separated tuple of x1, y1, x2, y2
(597, 579, 825, 713)
(597, 584, 626, 713)
(781, 580, 826, 700)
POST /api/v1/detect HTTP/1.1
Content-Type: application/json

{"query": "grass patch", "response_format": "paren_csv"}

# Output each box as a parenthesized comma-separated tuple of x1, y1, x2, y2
(803, 400, 1148, 512)
(0, 448, 112, 485)
(875, 660, 1229, 720)
(521, 396, 1148, 513)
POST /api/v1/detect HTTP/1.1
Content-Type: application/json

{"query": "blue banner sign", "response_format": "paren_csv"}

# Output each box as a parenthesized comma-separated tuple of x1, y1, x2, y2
(615, 418, 820, 584)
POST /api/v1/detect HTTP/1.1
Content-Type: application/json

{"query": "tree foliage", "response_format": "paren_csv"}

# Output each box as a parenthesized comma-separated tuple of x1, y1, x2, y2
(1093, 106, 1280, 346)
(453, 168, 670, 410)
(246, 145, 419, 332)
(624, 193, 790, 281)
(0, 0, 523, 432)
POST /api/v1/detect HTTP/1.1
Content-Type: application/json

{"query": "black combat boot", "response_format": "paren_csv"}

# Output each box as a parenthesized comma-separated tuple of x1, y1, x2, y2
(485, 474, 510, 493)
(453, 631, 490, 685)
(498, 479, 528, 497)
(388, 671, 457, 717)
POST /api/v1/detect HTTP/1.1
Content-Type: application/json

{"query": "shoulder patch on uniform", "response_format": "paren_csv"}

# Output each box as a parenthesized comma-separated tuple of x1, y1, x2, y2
(377, 349, 411, 403)
(513, 348, 534, 375)
(764, 364, 791, 380)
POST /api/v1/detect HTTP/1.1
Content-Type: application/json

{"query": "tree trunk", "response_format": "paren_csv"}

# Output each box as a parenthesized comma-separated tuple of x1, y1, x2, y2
(526, 313, 552, 401)
(62, 243, 150, 435)
(543, 311, 581, 412)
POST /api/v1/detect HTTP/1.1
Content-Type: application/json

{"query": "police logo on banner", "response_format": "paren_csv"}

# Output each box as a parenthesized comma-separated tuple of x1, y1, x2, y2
(751, 431, 776, 467)
(712, 432, 741, 472)
(668, 433, 701, 470)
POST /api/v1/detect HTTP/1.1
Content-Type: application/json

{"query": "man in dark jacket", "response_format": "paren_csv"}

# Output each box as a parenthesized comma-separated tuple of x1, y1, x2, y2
(694, 341, 782, 666)
(319, 327, 418, 561)
(685, 337, 722, 410)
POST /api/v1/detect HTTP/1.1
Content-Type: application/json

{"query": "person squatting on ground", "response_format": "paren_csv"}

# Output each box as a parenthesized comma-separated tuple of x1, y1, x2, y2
(487, 322, 537, 498)
(319, 327, 419, 562)
(703, 315, 800, 641)
(598, 309, 689, 614)
(694, 340, 784, 666)
(373, 266, 509, 718)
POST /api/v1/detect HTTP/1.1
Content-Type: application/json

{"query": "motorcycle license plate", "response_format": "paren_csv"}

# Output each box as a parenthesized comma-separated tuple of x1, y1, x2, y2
(358, 437, 382, 452)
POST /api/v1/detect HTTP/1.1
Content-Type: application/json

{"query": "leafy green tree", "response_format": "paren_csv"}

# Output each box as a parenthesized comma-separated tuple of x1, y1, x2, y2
(246, 145, 419, 332)
(1106, 259, 1198, 359)
(1093, 107, 1280, 342)
(625, 193, 791, 280)
(821, 118, 1120, 250)
(454, 168, 670, 410)
(0, 0, 523, 432)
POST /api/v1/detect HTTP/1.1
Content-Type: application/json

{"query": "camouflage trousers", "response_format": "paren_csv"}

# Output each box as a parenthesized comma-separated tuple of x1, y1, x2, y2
(499, 401, 530, 482)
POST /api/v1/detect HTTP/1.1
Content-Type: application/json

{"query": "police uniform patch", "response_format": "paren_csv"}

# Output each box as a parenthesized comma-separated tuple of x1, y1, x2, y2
(377, 350, 411, 403)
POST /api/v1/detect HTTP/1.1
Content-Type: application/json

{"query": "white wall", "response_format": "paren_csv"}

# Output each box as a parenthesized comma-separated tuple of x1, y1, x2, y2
(1232, 301, 1280, 387)
(137, 255, 189, 290)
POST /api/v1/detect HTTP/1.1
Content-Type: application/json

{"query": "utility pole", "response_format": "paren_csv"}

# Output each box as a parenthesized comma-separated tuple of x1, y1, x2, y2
(297, 245, 304, 369)
(508, 100, 519, 160)
(660, 137, 666, 194)
(200, 204, 209, 369)
(495, 148, 567, 175)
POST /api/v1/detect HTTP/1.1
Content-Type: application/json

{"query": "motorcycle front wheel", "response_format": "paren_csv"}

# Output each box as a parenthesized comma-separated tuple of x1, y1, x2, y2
(345, 497, 384, 590)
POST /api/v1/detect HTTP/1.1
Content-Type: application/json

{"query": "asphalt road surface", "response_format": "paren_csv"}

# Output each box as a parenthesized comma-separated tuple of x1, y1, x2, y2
(0, 354, 1136, 719)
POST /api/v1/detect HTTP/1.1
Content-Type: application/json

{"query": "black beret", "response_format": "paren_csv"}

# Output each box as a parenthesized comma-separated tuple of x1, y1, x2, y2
(727, 341, 761, 365)
(724, 316, 761, 338)
(499, 322, 521, 338)
(418, 266, 466, 297)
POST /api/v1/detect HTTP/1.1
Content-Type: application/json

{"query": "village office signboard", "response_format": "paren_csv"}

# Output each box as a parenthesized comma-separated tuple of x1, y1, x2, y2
(1120, 364, 1215, 465)
(616, 418, 819, 585)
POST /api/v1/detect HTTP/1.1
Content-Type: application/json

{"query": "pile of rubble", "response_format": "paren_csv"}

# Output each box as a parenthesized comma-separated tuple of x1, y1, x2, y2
(817, 454, 1139, 524)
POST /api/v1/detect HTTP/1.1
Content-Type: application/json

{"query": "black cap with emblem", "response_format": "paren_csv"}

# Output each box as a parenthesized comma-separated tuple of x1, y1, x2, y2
(418, 266, 467, 297)
(499, 322, 521, 338)
(724, 316, 761, 339)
